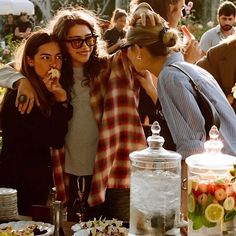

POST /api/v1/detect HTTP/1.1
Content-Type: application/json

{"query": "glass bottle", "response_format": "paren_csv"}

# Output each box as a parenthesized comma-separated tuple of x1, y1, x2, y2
(129, 121, 182, 235)
(52, 201, 64, 236)
(186, 126, 236, 236)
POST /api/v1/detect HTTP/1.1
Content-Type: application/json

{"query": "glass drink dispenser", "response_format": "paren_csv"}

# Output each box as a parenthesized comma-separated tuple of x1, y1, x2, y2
(186, 126, 236, 236)
(129, 121, 182, 235)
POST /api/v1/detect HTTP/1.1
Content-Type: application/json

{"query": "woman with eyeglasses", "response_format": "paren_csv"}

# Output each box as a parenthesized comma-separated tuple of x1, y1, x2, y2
(47, 8, 111, 221)
(46, 6, 159, 222)
(0, 29, 72, 215)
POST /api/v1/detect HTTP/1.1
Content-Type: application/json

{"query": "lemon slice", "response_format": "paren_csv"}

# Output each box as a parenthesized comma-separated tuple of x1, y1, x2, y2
(205, 203, 224, 223)
(223, 197, 235, 211)
(188, 194, 196, 213)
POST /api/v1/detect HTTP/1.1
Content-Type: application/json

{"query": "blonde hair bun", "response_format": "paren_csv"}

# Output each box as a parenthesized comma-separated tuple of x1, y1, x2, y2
(162, 30, 178, 47)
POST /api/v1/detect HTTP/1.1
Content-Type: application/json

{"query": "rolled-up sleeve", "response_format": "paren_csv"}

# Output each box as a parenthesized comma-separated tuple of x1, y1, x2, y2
(0, 64, 24, 89)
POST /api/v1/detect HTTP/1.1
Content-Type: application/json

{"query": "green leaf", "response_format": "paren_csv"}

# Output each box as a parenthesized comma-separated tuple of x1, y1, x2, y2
(192, 216, 203, 230)
(202, 216, 217, 228)
(188, 212, 196, 221)
(195, 203, 202, 216)
(224, 210, 236, 222)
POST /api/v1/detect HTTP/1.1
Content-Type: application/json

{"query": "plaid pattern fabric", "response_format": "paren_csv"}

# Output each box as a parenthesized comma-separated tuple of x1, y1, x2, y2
(88, 51, 147, 206)
(50, 147, 69, 204)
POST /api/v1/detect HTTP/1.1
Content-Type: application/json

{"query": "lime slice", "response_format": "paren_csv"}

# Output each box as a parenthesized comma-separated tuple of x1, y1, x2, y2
(232, 181, 236, 192)
(188, 194, 196, 213)
(188, 180, 192, 195)
(205, 203, 224, 223)
(223, 197, 235, 211)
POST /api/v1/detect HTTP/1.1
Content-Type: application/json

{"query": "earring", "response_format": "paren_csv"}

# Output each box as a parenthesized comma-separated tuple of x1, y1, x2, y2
(137, 55, 141, 60)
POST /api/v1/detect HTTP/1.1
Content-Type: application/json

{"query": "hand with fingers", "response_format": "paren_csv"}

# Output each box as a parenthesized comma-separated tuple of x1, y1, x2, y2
(129, 3, 161, 27)
(136, 70, 157, 104)
(16, 78, 39, 114)
(44, 69, 67, 102)
(184, 39, 202, 64)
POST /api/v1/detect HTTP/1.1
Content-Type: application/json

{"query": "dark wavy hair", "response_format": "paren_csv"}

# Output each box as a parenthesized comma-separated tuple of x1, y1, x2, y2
(12, 29, 64, 116)
(47, 7, 109, 96)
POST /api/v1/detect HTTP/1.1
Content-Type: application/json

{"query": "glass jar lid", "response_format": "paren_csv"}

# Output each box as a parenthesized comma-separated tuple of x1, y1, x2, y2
(129, 121, 181, 163)
(186, 126, 236, 170)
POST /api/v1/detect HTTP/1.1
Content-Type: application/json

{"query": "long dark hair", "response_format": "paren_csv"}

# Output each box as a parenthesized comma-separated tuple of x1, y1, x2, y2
(48, 7, 109, 94)
(12, 29, 63, 116)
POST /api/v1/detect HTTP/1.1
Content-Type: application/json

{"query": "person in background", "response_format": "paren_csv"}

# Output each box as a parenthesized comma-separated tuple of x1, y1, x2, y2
(197, 33, 236, 113)
(199, 1, 236, 55)
(103, 8, 127, 54)
(14, 12, 33, 41)
(2, 14, 16, 39)
(0, 29, 72, 216)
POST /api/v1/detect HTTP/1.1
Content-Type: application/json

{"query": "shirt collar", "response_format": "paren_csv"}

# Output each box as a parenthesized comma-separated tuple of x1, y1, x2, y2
(163, 52, 184, 67)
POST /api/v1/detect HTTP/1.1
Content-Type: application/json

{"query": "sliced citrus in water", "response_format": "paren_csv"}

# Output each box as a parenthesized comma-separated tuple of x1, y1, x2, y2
(205, 203, 224, 223)
(188, 194, 196, 213)
(223, 197, 235, 211)
(232, 181, 236, 192)
(188, 180, 193, 195)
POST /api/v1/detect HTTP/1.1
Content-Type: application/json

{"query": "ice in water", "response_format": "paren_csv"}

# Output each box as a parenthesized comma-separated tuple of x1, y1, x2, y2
(129, 169, 181, 235)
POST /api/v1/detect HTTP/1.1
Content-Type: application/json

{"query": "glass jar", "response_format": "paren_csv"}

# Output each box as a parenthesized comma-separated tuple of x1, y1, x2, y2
(129, 121, 182, 235)
(186, 126, 236, 235)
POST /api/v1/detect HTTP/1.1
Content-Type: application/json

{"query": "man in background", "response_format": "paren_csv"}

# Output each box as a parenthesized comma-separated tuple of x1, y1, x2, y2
(14, 12, 32, 41)
(199, 1, 236, 55)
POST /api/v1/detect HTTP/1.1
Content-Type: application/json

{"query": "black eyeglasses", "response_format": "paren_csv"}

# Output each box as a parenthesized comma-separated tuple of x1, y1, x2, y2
(65, 35, 97, 49)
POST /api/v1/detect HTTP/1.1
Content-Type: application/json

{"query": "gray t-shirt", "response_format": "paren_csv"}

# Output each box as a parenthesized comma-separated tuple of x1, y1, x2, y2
(64, 67, 98, 176)
(199, 25, 236, 53)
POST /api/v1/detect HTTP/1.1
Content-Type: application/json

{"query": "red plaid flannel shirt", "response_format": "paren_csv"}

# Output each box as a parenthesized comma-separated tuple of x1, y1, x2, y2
(88, 51, 147, 206)
(51, 51, 147, 206)
(50, 147, 69, 204)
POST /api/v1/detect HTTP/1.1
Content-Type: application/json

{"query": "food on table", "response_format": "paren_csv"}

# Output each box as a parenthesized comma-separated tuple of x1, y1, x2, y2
(0, 224, 48, 236)
(72, 218, 128, 236)
(0, 224, 36, 236)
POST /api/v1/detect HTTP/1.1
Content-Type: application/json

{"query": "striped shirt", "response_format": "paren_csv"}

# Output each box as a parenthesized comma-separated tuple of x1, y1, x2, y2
(158, 52, 236, 159)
